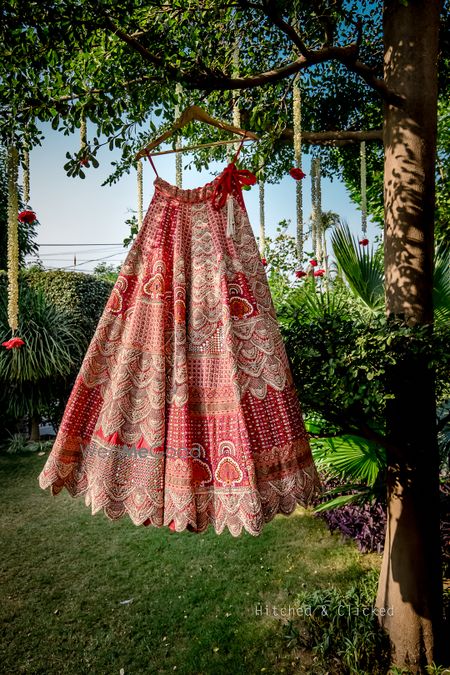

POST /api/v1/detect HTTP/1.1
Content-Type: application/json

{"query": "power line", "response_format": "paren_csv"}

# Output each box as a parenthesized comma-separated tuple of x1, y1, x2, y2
(48, 251, 127, 271)
(34, 246, 125, 258)
(28, 251, 126, 274)
(37, 243, 128, 247)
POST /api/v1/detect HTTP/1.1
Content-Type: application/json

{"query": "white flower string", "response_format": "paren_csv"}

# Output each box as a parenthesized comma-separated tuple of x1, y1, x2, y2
(175, 145, 183, 188)
(226, 38, 241, 239)
(259, 171, 266, 256)
(360, 140, 367, 235)
(231, 39, 241, 147)
(175, 83, 183, 188)
(310, 158, 317, 260)
(322, 223, 329, 287)
(137, 159, 143, 230)
(293, 73, 304, 262)
(80, 111, 87, 151)
(7, 145, 19, 333)
(315, 157, 323, 266)
(22, 148, 30, 206)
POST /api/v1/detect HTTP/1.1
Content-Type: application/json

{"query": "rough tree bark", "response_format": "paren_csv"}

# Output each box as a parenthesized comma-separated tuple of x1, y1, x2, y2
(30, 415, 40, 442)
(376, 1, 445, 671)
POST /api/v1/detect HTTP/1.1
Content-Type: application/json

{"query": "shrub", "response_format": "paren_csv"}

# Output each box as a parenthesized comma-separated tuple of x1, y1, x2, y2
(283, 570, 391, 675)
(0, 269, 113, 428)
(315, 477, 386, 553)
(0, 268, 112, 342)
(19, 267, 113, 338)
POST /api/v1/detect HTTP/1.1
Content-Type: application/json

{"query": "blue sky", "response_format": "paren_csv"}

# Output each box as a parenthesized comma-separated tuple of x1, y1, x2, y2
(25, 122, 380, 274)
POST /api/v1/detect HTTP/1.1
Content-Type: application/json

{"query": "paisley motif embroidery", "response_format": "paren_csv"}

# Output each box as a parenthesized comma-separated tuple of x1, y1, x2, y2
(143, 272, 165, 299)
(229, 295, 254, 321)
(107, 275, 131, 316)
(215, 456, 243, 486)
(192, 459, 213, 486)
(109, 288, 123, 314)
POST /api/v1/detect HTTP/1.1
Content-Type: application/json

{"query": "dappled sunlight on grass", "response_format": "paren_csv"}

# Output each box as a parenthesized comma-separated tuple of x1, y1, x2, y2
(0, 454, 380, 674)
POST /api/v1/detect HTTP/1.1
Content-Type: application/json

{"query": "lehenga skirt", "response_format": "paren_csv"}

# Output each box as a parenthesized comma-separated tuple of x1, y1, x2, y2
(39, 168, 322, 536)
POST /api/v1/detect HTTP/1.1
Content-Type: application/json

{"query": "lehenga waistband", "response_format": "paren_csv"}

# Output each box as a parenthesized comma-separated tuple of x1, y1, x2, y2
(153, 171, 225, 204)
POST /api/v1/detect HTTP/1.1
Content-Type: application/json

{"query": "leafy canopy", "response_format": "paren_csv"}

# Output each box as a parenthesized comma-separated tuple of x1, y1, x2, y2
(1, 0, 386, 185)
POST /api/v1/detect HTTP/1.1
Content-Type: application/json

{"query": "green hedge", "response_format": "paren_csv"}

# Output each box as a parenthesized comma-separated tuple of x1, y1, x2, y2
(0, 267, 113, 341)
(0, 268, 114, 430)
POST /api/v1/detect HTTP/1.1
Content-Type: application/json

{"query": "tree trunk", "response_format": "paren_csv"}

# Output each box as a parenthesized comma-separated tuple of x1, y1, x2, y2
(30, 415, 40, 442)
(377, 1, 444, 670)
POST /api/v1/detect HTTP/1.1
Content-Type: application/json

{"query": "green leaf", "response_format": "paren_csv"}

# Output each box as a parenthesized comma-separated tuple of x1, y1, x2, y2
(331, 221, 384, 312)
(314, 493, 361, 512)
(311, 434, 386, 487)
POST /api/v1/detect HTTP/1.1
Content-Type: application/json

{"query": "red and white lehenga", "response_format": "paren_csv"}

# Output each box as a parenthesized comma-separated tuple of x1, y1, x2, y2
(39, 149, 322, 536)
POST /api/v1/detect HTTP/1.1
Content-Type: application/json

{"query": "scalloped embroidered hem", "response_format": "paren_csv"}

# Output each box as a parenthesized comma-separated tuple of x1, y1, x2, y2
(38, 461, 322, 537)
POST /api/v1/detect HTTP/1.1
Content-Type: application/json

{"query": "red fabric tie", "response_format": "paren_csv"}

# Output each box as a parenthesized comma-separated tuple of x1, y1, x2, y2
(211, 163, 257, 211)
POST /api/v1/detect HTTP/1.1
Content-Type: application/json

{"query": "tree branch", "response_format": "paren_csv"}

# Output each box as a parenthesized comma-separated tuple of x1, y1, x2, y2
(232, 0, 403, 106)
(103, 13, 404, 108)
(16, 75, 159, 114)
(257, 0, 310, 58)
(280, 128, 383, 145)
(185, 48, 403, 107)
(102, 15, 180, 79)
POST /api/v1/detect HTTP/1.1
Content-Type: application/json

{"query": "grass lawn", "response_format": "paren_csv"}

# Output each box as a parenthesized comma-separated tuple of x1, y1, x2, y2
(0, 453, 381, 675)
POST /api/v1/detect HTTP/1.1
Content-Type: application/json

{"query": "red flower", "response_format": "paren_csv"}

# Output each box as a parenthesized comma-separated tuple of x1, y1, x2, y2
(359, 238, 369, 246)
(2, 337, 25, 349)
(309, 259, 318, 267)
(295, 270, 307, 278)
(18, 210, 36, 224)
(79, 158, 90, 167)
(289, 167, 306, 180)
(314, 269, 326, 277)
(261, 258, 268, 266)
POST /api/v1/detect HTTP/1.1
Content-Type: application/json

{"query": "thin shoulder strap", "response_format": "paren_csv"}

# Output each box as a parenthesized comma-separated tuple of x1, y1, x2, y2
(144, 150, 159, 177)
(231, 135, 247, 164)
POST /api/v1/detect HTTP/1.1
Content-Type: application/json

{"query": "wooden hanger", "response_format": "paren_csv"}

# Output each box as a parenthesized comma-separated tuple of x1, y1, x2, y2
(135, 105, 259, 160)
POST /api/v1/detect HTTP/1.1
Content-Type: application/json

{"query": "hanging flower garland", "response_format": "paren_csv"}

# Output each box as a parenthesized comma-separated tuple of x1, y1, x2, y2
(322, 215, 329, 280)
(292, 73, 305, 263)
(175, 83, 183, 188)
(232, 40, 241, 135)
(259, 169, 266, 260)
(360, 140, 367, 236)
(226, 37, 242, 167)
(80, 110, 87, 160)
(310, 158, 317, 261)
(225, 37, 244, 240)
(175, 144, 183, 188)
(6, 146, 20, 336)
(23, 148, 30, 206)
(3, 144, 39, 348)
(19, 139, 35, 224)
(315, 157, 323, 266)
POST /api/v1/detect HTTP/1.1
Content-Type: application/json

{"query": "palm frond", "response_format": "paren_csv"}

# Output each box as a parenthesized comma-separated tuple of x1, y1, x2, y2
(311, 434, 386, 487)
(314, 490, 372, 513)
(433, 239, 450, 325)
(0, 284, 85, 383)
(279, 277, 352, 323)
(331, 221, 384, 311)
